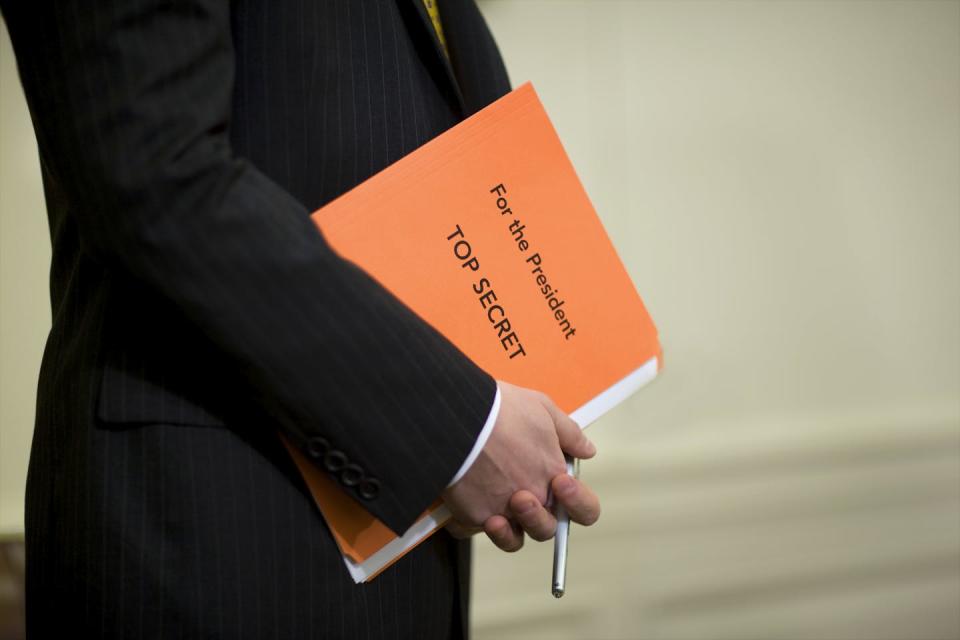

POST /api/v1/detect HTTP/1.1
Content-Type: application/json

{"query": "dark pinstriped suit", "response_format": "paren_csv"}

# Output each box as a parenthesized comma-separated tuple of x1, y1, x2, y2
(1, 0, 511, 637)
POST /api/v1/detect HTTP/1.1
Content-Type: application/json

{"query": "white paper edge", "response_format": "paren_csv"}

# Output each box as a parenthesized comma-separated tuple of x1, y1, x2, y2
(569, 355, 659, 429)
(344, 504, 452, 583)
(343, 354, 659, 583)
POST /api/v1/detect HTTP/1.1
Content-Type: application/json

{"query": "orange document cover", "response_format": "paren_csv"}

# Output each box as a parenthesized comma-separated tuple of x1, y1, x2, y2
(285, 82, 661, 583)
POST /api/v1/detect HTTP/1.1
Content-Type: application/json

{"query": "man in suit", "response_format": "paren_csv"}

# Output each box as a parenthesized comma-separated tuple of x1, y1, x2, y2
(1, 0, 601, 637)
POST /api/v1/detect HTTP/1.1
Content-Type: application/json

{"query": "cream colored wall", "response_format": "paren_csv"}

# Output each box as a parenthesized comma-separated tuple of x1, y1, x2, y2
(1, 1, 958, 638)
(471, 1, 959, 639)
(0, 20, 49, 536)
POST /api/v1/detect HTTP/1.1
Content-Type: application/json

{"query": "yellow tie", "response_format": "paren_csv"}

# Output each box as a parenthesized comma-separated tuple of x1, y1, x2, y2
(422, 0, 448, 56)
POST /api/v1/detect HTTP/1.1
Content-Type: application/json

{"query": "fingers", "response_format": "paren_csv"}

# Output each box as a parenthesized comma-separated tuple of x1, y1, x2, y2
(552, 474, 600, 526)
(483, 514, 524, 552)
(539, 394, 596, 460)
(490, 477, 599, 552)
(509, 490, 557, 541)
(480, 476, 600, 552)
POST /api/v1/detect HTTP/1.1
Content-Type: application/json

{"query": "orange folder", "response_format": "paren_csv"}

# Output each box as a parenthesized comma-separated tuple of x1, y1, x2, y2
(284, 83, 662, 582)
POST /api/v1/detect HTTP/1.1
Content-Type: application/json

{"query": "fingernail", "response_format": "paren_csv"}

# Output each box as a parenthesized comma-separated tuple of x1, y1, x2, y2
(555, 475, 576, 496)
(584, 439, 597, 457)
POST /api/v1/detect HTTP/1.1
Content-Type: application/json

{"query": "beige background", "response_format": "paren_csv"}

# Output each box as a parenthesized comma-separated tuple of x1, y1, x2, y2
(2, 1, 959, 639)
(1, 15, 49, 536)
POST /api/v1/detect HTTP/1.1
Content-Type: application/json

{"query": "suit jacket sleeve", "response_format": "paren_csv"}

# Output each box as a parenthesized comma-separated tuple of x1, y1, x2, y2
(1, 0, 496, 534)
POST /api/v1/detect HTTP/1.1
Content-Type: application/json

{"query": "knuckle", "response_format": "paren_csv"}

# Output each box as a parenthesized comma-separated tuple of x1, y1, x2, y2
(464, 511, 485, 530)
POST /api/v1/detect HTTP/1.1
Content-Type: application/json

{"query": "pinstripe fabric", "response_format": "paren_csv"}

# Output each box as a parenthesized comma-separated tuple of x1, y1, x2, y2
(0, 0, 511, 637)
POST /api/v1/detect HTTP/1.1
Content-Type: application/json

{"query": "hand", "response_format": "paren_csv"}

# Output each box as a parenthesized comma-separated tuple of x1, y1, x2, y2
(444, 472, 601, 550)
(441, 380, 596, 535)
(481, 472, 600, 552)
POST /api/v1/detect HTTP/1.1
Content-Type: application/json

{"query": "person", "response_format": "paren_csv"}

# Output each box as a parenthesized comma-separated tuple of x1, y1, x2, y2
(0, 0, 601, 637)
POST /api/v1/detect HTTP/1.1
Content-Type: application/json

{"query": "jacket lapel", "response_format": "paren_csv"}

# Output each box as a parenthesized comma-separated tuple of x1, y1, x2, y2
(397, 0, 467, 114)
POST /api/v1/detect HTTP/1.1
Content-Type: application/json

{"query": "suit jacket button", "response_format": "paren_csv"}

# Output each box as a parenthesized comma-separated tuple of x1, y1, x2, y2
(340, 464, 364, 487)
(307, 437, 330, 459)
(323, 449, 348, 472)
(358, 477, 380, 500)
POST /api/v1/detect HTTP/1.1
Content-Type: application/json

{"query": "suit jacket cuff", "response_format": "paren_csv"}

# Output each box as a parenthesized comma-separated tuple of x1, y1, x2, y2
(446, 383, 501, 487)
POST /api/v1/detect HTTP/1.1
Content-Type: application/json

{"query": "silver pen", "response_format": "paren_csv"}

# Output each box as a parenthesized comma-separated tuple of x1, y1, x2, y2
(552, 455, 580, 598)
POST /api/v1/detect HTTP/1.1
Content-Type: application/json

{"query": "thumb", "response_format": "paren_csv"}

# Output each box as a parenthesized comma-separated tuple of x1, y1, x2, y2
(540, 395, 596, 459)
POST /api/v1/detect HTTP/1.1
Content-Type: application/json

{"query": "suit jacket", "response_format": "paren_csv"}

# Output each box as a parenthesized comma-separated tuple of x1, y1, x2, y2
(0, 0, 511, 637)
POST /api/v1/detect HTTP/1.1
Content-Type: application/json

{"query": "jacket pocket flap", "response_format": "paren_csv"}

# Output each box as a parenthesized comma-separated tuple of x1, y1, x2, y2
(96, 359, 228, 428)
